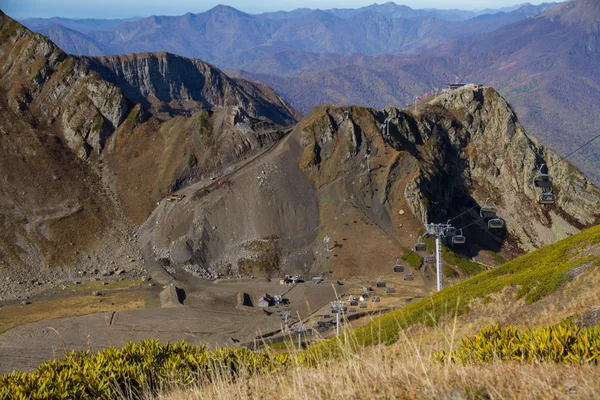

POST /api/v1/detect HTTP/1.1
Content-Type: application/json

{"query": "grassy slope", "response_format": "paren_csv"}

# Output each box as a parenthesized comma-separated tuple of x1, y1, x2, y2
(3, 225, 600, 399)
(314, 224, 600, 351)
(165, 226, 600, 399)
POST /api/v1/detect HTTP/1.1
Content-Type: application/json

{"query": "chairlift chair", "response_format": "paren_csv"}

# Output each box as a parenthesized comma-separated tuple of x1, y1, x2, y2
(443, 226, 457, 237)
(414, 236, 427, 252)
(404, 270, 415, 281)
(425, 254, 436, 264)
(393, 261, 404, 273)
(488, 217, 505, 230)
(452, 230, 466, 245)
(533, 164, 553, 188)
(479, 200, 497, 219)
(538, 190, 556, 205)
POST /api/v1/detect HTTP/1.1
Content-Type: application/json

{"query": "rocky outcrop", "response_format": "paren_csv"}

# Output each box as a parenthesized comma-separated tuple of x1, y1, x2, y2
(81, 53, 300, 125)
(0, 13, 130, 158)
(295, 86, 600, 253)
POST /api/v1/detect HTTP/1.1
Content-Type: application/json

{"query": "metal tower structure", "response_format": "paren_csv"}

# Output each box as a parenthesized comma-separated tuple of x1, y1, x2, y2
(424, 222, 457, 292)
(294, 323, 305, 350)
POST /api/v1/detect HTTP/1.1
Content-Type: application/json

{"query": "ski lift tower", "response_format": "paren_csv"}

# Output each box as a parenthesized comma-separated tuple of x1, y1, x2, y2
(282, 310, 291, 328)
(324, 235, 331, 252)
(424, 222, 459, 292)
(294, 323, 306, 350)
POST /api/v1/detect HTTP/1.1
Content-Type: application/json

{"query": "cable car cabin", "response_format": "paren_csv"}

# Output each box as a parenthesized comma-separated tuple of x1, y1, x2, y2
(488, 218, 505, 229)
(480, 205, 497, 219)
(393, 263, 404, 273)
(539, 191, 556, 205)
(452, 231, 466, 245)
(533, 174, 552, 188)
(376, 280, 386, 288)
(425, 254, 436, 263)
(404, 272, 414, 281)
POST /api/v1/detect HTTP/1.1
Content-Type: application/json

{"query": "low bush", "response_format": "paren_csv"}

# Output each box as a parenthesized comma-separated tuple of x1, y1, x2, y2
(401, 248, 422, 270)
(0, 340, 291, 399)
(436, 322, 600, 364)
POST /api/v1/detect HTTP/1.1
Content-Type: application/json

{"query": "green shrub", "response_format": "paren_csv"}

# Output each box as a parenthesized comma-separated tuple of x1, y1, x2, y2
(441, 245, 486, 276)
(0, 340, 291, 399)
(436, 322, 600, 364)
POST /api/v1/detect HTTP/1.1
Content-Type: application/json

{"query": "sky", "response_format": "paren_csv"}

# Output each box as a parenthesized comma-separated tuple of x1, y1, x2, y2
(1, 0, 553, 19)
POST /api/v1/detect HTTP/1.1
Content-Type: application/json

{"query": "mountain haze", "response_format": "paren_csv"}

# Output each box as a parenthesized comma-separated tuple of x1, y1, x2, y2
(231, 0, 600, 184)
(24, 3, 555, 65)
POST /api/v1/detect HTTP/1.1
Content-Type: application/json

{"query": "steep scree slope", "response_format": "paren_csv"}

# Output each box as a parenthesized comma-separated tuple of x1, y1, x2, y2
(139, 86, 599, 285)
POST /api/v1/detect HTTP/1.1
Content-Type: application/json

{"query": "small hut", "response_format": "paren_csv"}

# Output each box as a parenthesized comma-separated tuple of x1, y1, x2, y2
(258, 294, 273, 308)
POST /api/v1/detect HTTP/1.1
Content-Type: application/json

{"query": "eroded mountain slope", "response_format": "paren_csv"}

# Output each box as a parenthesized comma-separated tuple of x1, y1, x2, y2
(139, 85, 599, 285)
(0, 13, 300, 299)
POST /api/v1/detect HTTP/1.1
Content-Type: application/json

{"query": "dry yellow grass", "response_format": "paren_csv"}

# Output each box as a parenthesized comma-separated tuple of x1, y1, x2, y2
(158, 325, 600, 400)
(0, 291, 148, 334)
(157, 253, 600, 400)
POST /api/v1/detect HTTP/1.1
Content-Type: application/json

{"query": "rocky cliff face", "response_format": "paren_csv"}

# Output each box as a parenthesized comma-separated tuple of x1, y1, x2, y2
(0, 13, 132, 295)
(0, 13, 130, 158)
(296, 86, 599, 254)
(81, 53, 300, 125)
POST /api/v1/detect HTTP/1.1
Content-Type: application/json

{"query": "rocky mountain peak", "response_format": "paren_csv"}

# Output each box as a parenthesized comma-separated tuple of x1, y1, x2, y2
(81, 52, 299, 125)
(295, 85, 599, 253)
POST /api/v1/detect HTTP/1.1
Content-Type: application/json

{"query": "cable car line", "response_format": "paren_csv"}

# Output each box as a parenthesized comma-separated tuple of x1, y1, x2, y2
(444, 131, 600, 226)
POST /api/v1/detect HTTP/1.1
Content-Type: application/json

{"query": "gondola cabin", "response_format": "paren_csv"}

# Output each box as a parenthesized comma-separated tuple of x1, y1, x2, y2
(414, 237, 427, 252)
(444, 226, 457, 237)
(533, 164, 553, 188)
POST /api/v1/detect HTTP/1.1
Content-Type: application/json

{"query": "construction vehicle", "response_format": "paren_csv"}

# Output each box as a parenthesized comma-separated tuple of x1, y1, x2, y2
(166, 193, 184, 202)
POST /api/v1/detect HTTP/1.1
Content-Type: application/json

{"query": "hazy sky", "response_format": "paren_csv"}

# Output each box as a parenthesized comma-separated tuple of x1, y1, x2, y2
(1, 0, 554, 19)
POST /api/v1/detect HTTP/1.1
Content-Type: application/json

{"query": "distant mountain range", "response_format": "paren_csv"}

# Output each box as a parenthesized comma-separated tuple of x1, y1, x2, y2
(18, 16, 142, 33)
(19, 3, 558, 63)
(231, 0, 600, 183)
(10, 0, 600, 184)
